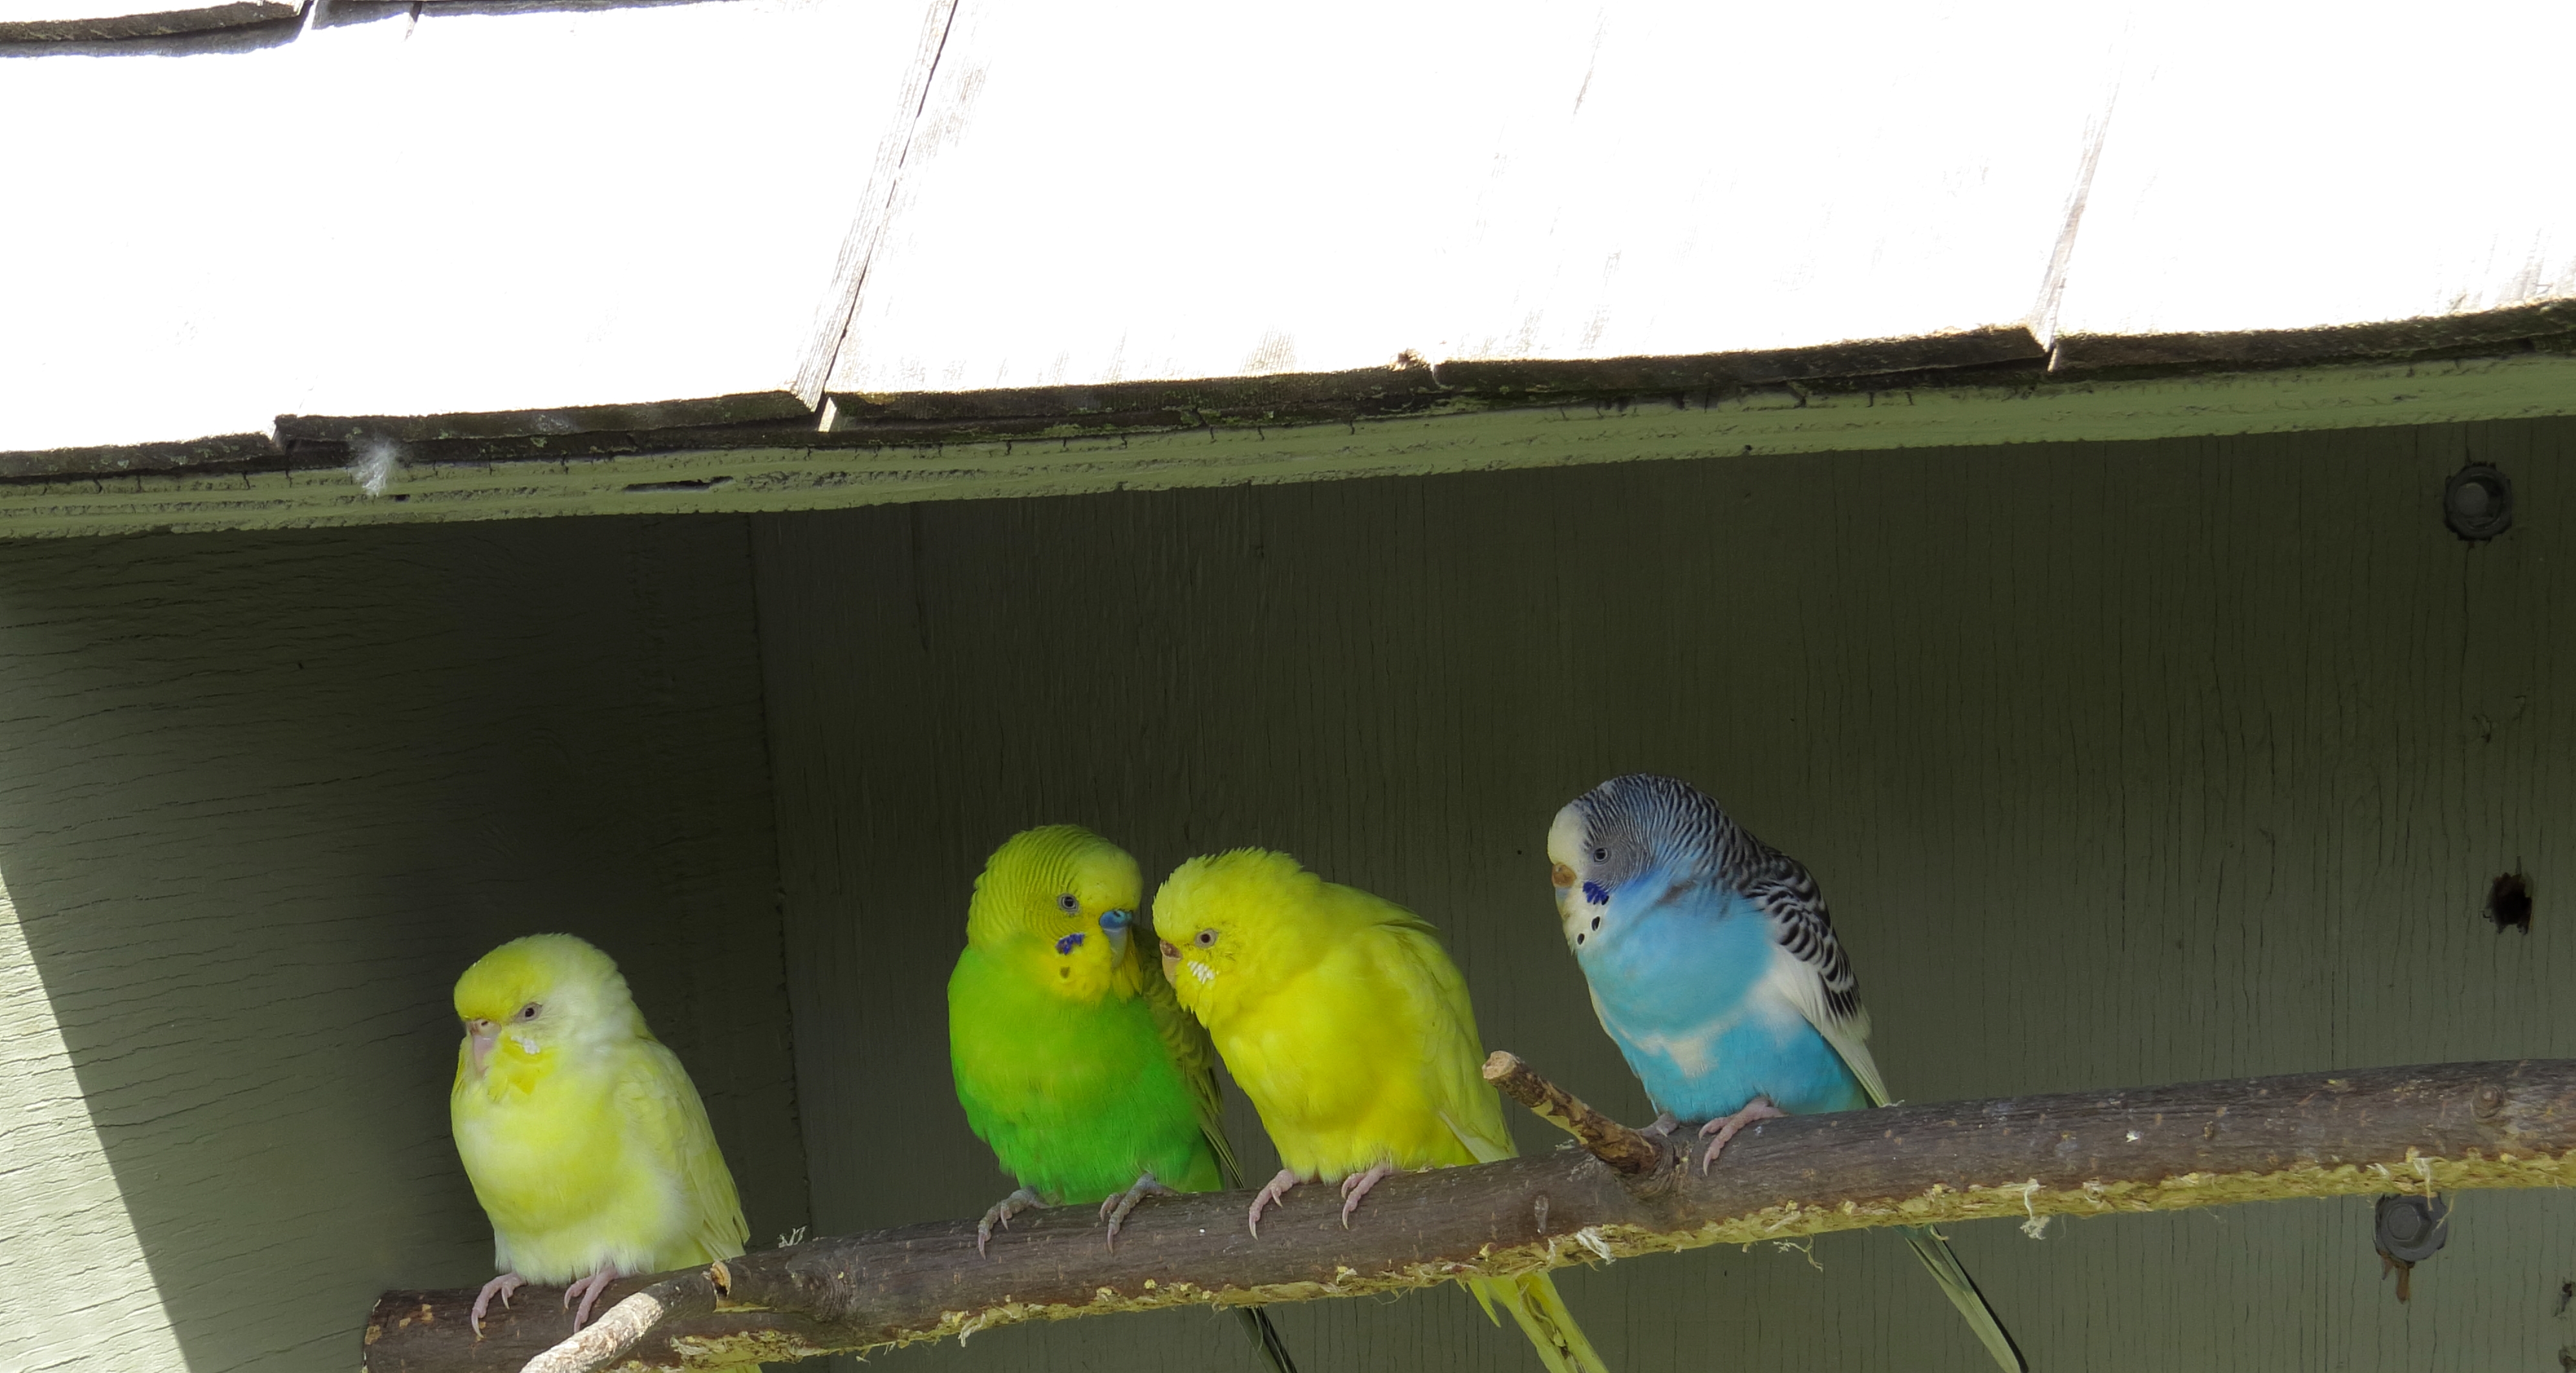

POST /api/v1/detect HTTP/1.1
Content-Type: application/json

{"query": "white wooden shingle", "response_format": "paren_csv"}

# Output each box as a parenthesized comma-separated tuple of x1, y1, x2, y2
(0, 0, 939, 452)
(821, 0, 2132, 396)
(2052, 2, 2576, 344)
(3, 0, 2573, 464)
(0, 0, 294, 42)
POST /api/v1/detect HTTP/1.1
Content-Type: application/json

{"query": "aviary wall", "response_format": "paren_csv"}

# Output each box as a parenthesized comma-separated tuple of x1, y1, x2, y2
(0, 517, 807, 1373)
(4, 413, 2570, 1373)
(755, 415, 2576, 1372)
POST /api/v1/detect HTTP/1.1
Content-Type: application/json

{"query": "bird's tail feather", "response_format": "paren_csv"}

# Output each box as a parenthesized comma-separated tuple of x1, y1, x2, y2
(1466, 1272, 1609, 1373)
(1230, 1305, 1299, 1373)
(1900, 1226, 2026, 1373)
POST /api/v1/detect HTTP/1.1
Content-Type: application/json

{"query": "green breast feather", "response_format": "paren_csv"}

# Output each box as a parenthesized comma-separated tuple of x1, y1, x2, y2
(950, 944, 1226, 1204)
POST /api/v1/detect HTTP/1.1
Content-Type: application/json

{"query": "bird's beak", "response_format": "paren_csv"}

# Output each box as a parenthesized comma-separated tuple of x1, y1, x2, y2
(1550, 862, 1576, 889)
(465, 1019, 498, 1077)
(1159, 938, 1181, 981)
(1098, 909, 1133, 961)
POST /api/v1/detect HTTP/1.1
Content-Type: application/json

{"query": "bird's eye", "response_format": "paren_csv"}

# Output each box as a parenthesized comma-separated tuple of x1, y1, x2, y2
(1592, 847, 1609, 862)
(1194, 929, 1217, 947)
(1057, 893, 1080, 914)
(517, 1002, 541, 1021)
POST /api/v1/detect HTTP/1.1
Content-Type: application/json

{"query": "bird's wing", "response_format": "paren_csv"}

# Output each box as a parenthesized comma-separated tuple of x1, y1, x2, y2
(622, 1040, 751, 1263)
(1374, 906, 1518, 1165)
(1138, 944, 1243, 1185)
(1745, 854, 2027, 1372)
(1745, 853, 1890, 1107)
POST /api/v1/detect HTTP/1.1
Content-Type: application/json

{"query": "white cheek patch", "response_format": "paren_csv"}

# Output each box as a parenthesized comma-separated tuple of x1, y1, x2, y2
(1188, 961, 1216, 984)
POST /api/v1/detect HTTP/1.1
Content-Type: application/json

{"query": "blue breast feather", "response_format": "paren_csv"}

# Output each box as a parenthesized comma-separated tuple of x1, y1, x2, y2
(1577, 872, 1868, 1121)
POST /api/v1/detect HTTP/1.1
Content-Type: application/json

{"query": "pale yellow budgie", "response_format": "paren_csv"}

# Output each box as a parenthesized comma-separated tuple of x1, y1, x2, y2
(449, 933, 747, 1334)
(1155, 850, 1609, 1373)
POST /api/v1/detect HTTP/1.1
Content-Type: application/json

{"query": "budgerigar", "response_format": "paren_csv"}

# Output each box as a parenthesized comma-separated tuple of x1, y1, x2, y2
(1154, 849, 1609, 1373)
(1547, 774, 2025, 1372)
(947, 826, 1297, 1373)
(450, 933, 747, 1334)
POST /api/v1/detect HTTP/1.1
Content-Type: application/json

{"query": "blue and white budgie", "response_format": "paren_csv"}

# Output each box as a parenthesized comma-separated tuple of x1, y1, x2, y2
(1547, 773, 2025, 1373)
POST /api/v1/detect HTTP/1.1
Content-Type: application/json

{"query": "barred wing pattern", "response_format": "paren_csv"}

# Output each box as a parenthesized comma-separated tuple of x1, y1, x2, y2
(1742, 845, 1887, 1108)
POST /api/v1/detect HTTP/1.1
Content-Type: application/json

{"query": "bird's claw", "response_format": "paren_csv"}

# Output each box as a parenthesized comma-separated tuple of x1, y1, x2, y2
(1645, 1112, 1679, 1138)
(1247, 1168, 1300, 1237)
(976, 1187, 1043, 1257)
(1100, 1171, 1180, 1248)
(469, 1271, 525, 1337)
(562, 1267, 621, 1331)
(1697, 1097, 1788, 1174)
(1337, 1161, 1395, 1229)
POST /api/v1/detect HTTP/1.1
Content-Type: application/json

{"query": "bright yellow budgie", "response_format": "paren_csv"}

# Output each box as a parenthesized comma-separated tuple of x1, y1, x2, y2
(449, 933, 748, 1334)
(1154, 850, 1609, 1373)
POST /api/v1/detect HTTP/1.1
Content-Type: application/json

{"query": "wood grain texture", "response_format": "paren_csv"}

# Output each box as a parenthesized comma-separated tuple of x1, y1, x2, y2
(0, 872, 192, 1372)
(8, 353, 2576, 540)
(0, 0, 294, 41)
(0, 517, 806, 1373)
(816, 0, 2118, 395)
(2054, 299, 2576, 373)
(0, 1, 930, 456)
(819, 327, 2049, 431)
(1483, 1052, 1662, 1174)
(366, 1059, 2576, 1373)
(753, 415, 2576, 1371)
(2052, 10, 2576, 341)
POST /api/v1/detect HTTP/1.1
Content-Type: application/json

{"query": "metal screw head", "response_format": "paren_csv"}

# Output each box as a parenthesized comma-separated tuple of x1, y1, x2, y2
(2375, 1194, 2452, 1264)
(2445, 464, 2513, 540)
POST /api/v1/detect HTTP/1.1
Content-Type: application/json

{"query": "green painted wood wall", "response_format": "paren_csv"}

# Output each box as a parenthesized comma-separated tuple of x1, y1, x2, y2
(5, 416, 2574, 1372)
(0, 518, 807, 1372)
(753, 415, 2576, 1373)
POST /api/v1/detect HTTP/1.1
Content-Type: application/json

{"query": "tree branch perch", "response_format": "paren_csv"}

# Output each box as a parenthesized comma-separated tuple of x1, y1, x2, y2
(1483, 1050, 1664, 1174)
(360, 1057, 2576, 1373)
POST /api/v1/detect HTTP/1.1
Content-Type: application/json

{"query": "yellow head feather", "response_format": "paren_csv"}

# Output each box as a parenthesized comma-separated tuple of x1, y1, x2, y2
(452, 933, 650, 1094)
(1152, 848, 1402, 1028)
(965, 825, 1146, 1002)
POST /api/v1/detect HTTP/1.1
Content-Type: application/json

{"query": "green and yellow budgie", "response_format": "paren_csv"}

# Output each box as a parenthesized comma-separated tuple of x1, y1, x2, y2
(449, 933, 747, 1334)
(947, 826, 1298, 1372)
(1154, 849, 1611, 1373)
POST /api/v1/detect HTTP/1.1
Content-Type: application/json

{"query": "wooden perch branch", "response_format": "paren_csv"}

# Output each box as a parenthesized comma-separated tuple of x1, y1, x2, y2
(1483, 1050, 1663, 1174)
(361, 1058, 2576, 1373)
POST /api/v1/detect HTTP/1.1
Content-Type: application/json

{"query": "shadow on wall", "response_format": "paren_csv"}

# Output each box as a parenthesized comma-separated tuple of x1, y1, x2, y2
(0, 517, 806, 1373)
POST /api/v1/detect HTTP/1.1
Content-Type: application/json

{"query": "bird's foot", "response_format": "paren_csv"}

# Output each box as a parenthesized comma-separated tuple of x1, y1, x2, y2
(1645, 1112, 1680, 1137)
(1247, 1168, 1300, 1237)
(469, 1271, 525, 1337)
(1100, 1171, 1180, 1248)
(563, 1266, 622, 1331)
(1337, 1161, 1395, 1229)
(976, 1187, 1044, 1257)
(1698, 1097, 1788, 1174)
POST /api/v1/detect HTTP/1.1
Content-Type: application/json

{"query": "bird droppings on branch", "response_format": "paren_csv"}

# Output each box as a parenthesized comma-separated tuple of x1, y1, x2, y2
(356, 1057, 2576, 1373)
